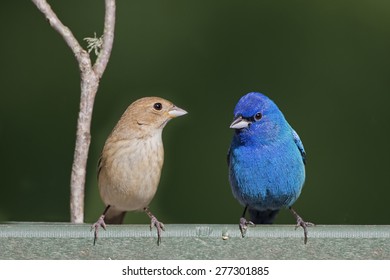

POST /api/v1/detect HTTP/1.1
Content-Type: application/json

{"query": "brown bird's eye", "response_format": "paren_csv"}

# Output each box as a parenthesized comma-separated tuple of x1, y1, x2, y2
(153, 103, 162, 110)
(254, 112, 262, 121)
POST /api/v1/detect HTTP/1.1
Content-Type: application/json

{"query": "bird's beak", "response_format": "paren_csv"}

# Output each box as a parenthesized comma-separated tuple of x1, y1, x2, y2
(168, 106, 188, 118)
(230, 116, 251, 129)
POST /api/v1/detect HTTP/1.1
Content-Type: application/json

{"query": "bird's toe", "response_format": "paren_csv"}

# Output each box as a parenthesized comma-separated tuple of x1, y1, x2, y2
(91, 215, 107, 245)
(239, 217, 255, 238)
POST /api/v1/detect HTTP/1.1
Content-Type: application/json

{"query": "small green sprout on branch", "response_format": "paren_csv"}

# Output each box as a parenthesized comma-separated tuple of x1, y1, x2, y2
(84, 32, 103, 56)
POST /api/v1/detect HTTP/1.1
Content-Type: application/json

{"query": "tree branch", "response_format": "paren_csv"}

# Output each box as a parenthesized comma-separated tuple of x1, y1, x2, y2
(31, 0, 92, 72)
(94, 0, 116, 78)
(31, 0, 116, 223)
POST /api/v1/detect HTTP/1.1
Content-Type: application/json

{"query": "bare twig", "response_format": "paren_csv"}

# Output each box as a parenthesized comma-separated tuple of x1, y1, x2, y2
(94, 0, 116, 78)
(31, 0, 92, 72)
(31, 0, 116, 223)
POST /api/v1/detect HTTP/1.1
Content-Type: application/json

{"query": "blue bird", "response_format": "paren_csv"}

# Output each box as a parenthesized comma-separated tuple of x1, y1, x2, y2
(228, 92, 313, 244)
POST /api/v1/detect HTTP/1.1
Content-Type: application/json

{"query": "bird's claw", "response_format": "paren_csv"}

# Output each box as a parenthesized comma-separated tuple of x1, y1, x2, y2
(294, 215, 314, 245)
(239, 217, 255, 238)
(150, 216, 165, 246)
(91, 215, 107, 246)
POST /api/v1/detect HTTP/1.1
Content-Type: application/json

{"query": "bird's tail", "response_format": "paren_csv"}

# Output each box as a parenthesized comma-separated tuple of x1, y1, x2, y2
(104, 208, 127, 224)
(249, 208, 280, 224)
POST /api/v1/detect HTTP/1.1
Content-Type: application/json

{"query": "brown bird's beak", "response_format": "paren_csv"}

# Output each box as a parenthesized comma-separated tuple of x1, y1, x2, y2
(168, 106, 188, 118)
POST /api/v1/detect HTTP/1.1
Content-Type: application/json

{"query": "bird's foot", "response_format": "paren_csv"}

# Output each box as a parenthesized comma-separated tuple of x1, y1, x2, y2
(91, 214, 107, 246)
(294, 217, 314, 245)
(144, 207, 165, 245)
(290, 208, 314, 244)
(150, 216, 165, 246)
(239, 217, 255, 238)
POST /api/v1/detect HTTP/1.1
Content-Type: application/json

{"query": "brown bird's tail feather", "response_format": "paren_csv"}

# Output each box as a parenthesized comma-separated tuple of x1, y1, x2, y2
(104, 208, 127, 224)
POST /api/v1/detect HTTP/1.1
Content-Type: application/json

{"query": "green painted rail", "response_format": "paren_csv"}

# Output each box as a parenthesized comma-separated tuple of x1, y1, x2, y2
(0, 223, 389, 259)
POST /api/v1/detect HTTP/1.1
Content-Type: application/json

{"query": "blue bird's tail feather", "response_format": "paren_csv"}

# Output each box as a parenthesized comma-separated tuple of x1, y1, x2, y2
(249, 208, 280, 224)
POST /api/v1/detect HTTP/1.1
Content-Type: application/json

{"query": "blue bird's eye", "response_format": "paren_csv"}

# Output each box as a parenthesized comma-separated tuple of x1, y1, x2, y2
(254, 112, 262, 121)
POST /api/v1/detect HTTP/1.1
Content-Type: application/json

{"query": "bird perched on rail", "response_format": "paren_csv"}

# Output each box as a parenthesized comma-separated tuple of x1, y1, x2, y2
(92, 97, 187, 245)
(227, 92, 313, 244)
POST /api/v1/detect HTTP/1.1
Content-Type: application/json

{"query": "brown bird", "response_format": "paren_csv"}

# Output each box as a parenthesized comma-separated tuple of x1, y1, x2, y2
(92, 97, 187, 245)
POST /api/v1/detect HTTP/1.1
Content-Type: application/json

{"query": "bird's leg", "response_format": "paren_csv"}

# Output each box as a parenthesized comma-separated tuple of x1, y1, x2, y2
(289, 207, 314, 244)
(144, 207, 165, 246)
(239, 206, 255, 238)
(91, 205, 110, 246)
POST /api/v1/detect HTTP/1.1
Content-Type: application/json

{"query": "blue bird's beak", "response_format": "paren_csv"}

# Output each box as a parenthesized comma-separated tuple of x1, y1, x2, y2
(230, 116, 251, 129)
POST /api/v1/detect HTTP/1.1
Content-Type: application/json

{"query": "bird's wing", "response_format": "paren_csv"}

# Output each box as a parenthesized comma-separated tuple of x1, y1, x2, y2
(97, 155, 103, 179)
(292, 129, 306, 165)
(227, 147, 231, 166)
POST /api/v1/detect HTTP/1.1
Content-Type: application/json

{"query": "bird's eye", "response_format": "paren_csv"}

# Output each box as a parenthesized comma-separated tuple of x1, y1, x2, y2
(153, 103, 162, 110)
(254, 112, 262, 121)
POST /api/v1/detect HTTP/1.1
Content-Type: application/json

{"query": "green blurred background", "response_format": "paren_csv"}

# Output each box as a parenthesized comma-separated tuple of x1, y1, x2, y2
(0, 0, 389, 225)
